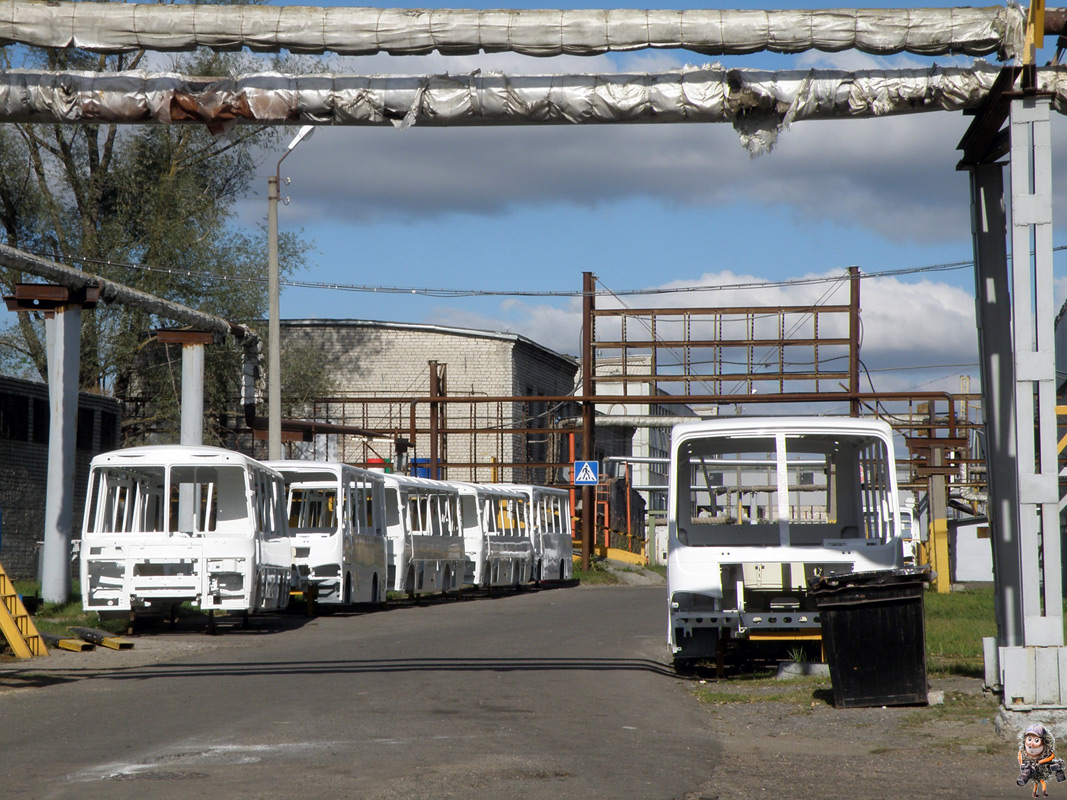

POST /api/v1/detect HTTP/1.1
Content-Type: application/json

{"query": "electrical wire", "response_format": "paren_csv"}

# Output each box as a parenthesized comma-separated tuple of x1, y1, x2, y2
(23, 247, 1052, 300)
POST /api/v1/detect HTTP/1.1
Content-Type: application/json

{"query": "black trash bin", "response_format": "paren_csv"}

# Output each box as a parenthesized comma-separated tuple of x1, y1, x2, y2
(810, 566, 933, 709)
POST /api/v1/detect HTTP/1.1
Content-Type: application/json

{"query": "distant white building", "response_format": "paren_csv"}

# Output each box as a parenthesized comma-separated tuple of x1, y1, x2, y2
(594, 356, 697, 513)
(279, 319, 603, 484)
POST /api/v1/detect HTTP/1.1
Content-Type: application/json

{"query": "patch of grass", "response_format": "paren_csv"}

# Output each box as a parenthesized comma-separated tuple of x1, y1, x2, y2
(573, 561, 619, 585)
(645, 563, 667, 579)
(927, 656, 984, 679)
(692, 674, 832, 706)
(8, 580, 127, 638)
(898, 690, 1010, 753)
(924, 586, 998, 663)
(901, 690, 1001, 728)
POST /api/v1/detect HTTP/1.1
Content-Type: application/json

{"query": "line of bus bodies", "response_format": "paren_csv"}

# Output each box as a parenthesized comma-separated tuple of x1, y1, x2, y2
(79, 445, 574, 621)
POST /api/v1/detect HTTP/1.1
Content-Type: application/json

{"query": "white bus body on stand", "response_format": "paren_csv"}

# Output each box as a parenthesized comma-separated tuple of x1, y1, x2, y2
(267, 461, 388, 605)
(381, 474, 465, 597)
(667, 418, 905, 667)
(454, 483, 533, 588)
(499, 485, 574, 582)
(80, 445, 292, 619)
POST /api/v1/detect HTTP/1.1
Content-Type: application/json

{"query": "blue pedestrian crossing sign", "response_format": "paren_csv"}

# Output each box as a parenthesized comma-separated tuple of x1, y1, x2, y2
(573, 460, 599, 485)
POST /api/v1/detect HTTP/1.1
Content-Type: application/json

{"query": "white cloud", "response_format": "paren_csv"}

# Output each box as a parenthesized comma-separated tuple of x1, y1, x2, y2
(259, 93, 1067, 249)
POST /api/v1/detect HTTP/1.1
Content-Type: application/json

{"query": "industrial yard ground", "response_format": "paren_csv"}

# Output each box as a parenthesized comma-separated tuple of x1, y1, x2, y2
(0, 582, 1025, 799)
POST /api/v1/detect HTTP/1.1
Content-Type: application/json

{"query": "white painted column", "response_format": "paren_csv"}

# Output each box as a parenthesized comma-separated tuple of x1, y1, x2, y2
(997, 95, 1067, 713)
(41, 304, 82, 604)
(180, 342, 205, 446)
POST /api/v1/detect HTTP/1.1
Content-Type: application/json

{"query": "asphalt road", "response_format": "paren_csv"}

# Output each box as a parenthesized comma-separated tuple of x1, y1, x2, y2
(0, 585, 718, 800)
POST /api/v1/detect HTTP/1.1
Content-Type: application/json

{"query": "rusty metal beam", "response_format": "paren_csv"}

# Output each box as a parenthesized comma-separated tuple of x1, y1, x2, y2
(3, 283, 99, 312)
(581, 271, 596, 572)
(592, 305, 851, 316)
(590, 337, 849, 348)
(591, 373, 851, 383)
(957, 66, 1024, 168)
(849, 266, 861, 417)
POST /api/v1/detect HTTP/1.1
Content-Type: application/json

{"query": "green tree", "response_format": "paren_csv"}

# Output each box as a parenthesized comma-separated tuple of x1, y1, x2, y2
(0, 27, 321, 445)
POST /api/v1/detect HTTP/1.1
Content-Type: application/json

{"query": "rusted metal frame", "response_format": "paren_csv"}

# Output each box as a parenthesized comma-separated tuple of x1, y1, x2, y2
(497, 403, 505, 480)
(620, 314, 628, 397)
(440, 363, 449, 478)
(428, 360, 439, 479)
(468, 399, 476, 481)
(684, 311, 691, 397)
(746, 312, 756, 395)
(397, 389, 955, 411)
(568, 432, 577, 532)
(588, 336, 849, 348)
(405, 425, 578, 436)
(521, 399, 530, 478)
(849, 266, 861, 417)
(813, 309, 821, 394)
(714, 314, 722, 395)
(421, 460, 568, 470)
(649, 311, 658, 389)
(325, 390, 965, 494)
(1047, 8, 1067, 33)
(957, 65, 1023, 168)
(581, 271, 596, 572)
(348, 389, 965, 486)
(591, 304, 851, 316)
(778, 309, 785, 394)
(155, 329, 214, 346)
(3, 283, 101, 312)
(601, 372, 851, 383)
(243, 404, 381, 441)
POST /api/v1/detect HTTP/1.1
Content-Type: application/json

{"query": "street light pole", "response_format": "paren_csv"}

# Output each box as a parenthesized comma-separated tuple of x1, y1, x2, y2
(267, 124, 315, 460)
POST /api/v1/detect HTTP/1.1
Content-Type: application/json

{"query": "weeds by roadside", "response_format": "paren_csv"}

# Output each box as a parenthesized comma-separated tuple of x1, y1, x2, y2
(9, 580, 128, 641)
(692, 674, 833, 707)
(572, 560, 619, 585)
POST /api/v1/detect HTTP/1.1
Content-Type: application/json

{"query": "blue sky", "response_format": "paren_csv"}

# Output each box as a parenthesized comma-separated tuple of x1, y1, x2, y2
(230, 0, 1065, 397)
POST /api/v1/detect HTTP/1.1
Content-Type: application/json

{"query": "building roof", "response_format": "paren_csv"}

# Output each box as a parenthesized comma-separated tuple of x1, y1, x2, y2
(281, 318, 577, 368)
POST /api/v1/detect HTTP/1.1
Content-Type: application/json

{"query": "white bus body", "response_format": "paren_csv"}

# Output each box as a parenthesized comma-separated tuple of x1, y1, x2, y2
(498, 484, 574, 582)
(900, 499, 920, 565)
(267, 461, 388, 605)
(381, 474, 466, 596)
(80, 445, 292, 618)
(667, 417, 905, 665)
(454, 482, 533, 588)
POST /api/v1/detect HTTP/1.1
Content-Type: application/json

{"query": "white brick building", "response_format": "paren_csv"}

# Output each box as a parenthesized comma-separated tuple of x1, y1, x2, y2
(280, 319, 583, 484)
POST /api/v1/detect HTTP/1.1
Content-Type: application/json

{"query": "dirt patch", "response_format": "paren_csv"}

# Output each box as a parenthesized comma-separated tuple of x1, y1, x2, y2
(677, 673, 1018, 800)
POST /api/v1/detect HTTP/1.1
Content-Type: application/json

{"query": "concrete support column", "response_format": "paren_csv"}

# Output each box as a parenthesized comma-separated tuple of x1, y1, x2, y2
(994, 95, 1067, 714)
(1007, 96, 1061, 647)
(969, 162, 1023, 649)
(41, 306, 80, 603)
(156, 329, 213, 446)
(2, 284, 98, 604)
(157, 329, 212, 534)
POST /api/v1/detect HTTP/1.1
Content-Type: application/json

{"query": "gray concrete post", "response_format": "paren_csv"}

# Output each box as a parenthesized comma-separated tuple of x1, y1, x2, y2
(41, 304, 81, 604)
(969, 162, 1024, 649)
(180, 342, 205, 446)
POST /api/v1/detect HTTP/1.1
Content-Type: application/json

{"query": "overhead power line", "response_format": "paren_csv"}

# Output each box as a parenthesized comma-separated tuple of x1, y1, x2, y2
(28, 248, 1059, 300)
